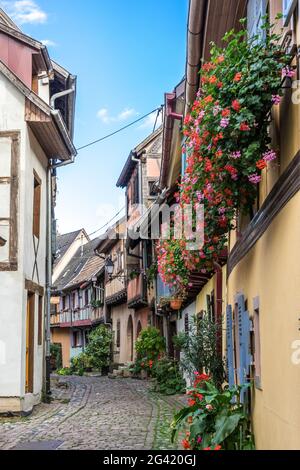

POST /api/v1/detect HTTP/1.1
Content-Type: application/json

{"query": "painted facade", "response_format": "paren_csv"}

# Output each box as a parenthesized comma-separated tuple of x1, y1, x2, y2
(0, 11, 76, 413)
(50, 237, 105, 367)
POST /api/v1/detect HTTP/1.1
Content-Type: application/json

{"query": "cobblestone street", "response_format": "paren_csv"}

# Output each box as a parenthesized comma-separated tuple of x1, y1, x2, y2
(0, 376, 183, 450)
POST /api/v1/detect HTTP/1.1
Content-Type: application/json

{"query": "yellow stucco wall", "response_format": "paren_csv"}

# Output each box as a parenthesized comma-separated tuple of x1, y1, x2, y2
(225, 2, 300, 449)
(227, 192, 300, 450)
(51, 328, 71, 368)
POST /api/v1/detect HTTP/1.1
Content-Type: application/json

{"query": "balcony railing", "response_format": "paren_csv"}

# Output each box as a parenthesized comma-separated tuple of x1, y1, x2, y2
(127, 273, 147, 308)
(50, 305, 104, 328)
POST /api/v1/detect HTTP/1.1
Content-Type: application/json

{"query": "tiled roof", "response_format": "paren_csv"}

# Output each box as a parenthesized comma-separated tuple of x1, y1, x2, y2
(53, 238, 103, 292)
(54, 229, 83, 267)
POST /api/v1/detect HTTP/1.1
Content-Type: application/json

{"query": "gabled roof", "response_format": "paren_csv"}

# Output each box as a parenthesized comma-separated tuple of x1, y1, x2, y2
(54, 229, 87, 267)
(0, 11, 52, 73)
(116, 126, 163, 188)
(54, 238, 103, 292)
(0, 59, 77, 160)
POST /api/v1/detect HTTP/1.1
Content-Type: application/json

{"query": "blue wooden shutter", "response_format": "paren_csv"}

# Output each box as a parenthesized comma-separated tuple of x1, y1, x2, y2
(283, 0, 298, 27)
(236, 294, 253, 402)
(247, 0, 267, 40)
(226, 304, 235, 388)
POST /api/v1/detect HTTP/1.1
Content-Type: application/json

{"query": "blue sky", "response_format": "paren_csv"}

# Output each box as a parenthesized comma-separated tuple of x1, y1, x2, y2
(1, 0, 188, 235)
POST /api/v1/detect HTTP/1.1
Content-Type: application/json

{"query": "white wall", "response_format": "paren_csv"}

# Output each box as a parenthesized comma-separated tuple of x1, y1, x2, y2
(0, 70, 48, 407)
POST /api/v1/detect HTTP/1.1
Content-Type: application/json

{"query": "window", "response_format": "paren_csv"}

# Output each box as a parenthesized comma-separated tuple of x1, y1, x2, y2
(38, 296, 43, 346)
(206, 292, 215, 323)
(73, 331, 82, 348)
(62, 296, 66, 310)
(247, 0, 268, 40)
(148, 180, 157, 197)
(72, 292, 76, 309)
(0, 132, 19, 271)
(33, 172, 41, 238)
(116, 320, 121, 348)
(84, 289, 89, 306)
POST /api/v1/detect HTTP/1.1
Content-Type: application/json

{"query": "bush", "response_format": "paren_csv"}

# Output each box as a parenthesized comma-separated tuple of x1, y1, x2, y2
(57, 367, 72, 376)
(50, 343, 62, 371)
(135, 327, 166, 361)
(85, 325, 113, 371)
(174, 315, 225, 388)
(70, 353, 93, 376)
(171, 374, 254, 450)
(152, 357, 186, 395)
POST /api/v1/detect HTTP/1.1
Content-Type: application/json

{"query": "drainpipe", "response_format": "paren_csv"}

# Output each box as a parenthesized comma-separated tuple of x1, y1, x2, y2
(50, 86, 76, 109)
(45, 161, 53, 399)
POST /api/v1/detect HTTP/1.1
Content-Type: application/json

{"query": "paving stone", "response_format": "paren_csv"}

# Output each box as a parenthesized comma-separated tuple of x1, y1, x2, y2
(0, 376, 180, 450)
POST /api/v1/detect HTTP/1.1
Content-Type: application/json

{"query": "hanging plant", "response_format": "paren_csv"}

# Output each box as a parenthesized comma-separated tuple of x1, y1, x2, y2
(157, 16, 291, 291)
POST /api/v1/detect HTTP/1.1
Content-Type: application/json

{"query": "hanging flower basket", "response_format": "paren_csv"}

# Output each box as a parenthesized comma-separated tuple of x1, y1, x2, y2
(157, 17, 291, 294)
(170, 298, 183, 310)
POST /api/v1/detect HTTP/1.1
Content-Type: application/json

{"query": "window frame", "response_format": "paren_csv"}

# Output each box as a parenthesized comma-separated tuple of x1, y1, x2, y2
(0, 132, 20, 272)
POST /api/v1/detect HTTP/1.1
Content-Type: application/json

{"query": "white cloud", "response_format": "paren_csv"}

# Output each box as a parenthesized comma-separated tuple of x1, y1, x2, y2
(138, 111, 162, 129)
(41, 39, 56, 47)
(1, 0, 47, 25)
(97, 107, 138, 124)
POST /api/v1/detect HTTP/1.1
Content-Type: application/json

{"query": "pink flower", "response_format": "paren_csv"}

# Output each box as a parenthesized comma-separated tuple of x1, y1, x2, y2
(206, 404, 213, 411)
(248, 173, 262, 184)
(230, 151, 241, 159)
(263, 149, 276, 162)
(220, 117, 229, 128)
(197, 437, 203, 444)
(272, 95, 281, 105)
(282, 66, 296, 78)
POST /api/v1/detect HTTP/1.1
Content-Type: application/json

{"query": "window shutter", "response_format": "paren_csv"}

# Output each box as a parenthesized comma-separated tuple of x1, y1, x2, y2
(247, 0, 267, 39)
(283, 0, 298, 27)
(226, 304, 235, 388)
(236, 294, 252, 402)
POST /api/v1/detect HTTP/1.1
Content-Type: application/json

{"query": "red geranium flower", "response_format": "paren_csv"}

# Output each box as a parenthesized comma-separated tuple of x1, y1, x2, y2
(240, 122, 250, 131)
(232, 99, 241, 112)
(182, 439, 191, 450)
(256, 159, 267, 170)
(234, 72, 242, 82)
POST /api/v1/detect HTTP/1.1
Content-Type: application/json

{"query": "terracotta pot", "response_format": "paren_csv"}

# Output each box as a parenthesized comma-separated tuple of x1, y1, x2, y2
(170, 299, 183, 310)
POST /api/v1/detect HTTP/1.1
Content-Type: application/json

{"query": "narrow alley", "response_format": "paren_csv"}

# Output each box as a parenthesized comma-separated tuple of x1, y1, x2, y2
(0, 376, 182, 451)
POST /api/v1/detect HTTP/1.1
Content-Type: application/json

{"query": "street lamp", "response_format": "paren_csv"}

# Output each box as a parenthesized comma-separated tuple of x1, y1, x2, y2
(105, 258, 114, 277)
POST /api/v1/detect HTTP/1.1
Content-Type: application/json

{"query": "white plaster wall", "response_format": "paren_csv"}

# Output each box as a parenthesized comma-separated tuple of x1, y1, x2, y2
(0, 70, 47, 402)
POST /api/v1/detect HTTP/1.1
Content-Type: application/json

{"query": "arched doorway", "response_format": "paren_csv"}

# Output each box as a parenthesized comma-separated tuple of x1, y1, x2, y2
(136, 320, 142, 338)
(127, 315, 134, 362)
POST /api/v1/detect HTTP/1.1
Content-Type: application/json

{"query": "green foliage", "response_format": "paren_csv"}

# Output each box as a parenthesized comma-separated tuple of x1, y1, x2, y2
(50, 343, 62, 370)
(85, 325, 113, 371)
(152, 357, 186, 395)
(70, 353, 93, 376)
(57, 367, 72, 376)
(135, 327, 166, 361)
(177, 315, 225, 387)
(146, 263, 158, 287)
(171, 375, 254, 450)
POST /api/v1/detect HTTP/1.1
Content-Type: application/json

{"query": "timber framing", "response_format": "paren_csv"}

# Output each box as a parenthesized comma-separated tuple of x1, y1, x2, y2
(0, 131, 20, 272)
(25, 279, 44, 297)
(228, 150, 300, 277)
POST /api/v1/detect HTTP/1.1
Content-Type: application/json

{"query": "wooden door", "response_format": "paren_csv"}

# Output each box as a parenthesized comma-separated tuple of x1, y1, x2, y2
(26, 293, 35, 393)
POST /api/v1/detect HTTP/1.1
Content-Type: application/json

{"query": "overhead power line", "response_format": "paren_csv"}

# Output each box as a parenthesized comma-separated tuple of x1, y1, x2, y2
(76, 107, 162, 152)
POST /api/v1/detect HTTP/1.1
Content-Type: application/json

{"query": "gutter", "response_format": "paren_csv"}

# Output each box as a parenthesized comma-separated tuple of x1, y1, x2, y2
(184, 0, 207, 116)
(51, 110, 77, 160)
(159, 93, 183, 190)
